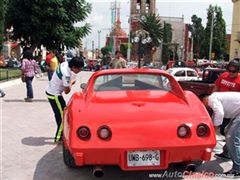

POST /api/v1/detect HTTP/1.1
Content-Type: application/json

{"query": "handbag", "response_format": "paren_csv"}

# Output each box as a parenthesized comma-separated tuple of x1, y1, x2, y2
(21, 74, 26, 82)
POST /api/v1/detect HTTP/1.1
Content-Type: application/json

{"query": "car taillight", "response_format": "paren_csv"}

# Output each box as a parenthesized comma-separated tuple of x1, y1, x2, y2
(177, 124, 191, 138)
(77, 126, 91, 140)
(97, 126, 112, 140)
(197, 123, 210, 137)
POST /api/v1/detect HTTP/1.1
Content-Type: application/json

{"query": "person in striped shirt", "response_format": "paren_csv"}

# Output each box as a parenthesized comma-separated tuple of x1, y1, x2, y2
(21, 50, 39, 102)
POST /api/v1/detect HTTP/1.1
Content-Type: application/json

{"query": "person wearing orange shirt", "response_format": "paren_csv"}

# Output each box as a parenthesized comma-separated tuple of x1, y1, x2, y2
(213, 60, 240, 92)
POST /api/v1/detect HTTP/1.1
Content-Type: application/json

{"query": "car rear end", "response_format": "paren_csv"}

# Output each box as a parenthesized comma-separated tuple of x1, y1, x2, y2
(63, 91, 216, 171)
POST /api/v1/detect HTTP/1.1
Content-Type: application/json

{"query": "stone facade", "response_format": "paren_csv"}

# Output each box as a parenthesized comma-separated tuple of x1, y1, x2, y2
(160, 16, 185, 57)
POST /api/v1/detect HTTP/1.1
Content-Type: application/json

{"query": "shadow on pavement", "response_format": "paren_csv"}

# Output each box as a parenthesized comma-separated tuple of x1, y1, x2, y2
(33, 145, 185, 180)
(22, 137, 56, 146)
(36, 79, 49, 81)
(33, 145, 99, 180)
(197, 158, 227, 174)
(4, 99, 48, 102)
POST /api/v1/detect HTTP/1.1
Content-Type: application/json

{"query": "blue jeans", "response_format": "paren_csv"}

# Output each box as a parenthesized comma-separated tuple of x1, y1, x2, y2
(225, 116, 240, 172)
(103, 65, 109, 70)
(25, 76, 34, 98)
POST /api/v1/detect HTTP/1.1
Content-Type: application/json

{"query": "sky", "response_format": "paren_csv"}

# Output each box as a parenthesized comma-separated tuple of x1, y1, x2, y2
(81, 0, 233, 50)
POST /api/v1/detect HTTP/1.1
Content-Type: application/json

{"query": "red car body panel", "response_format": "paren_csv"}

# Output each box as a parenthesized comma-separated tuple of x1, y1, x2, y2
(63, 69, 216, 170)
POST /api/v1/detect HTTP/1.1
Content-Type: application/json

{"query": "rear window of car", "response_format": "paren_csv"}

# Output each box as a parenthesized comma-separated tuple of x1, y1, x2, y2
(94, 74, 172, 91)
(174, 70, 186, 77)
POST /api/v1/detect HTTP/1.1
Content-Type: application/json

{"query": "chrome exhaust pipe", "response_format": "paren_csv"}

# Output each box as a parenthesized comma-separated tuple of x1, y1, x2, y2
(93, 166, 104, 178)
(186, 163, 196, 172)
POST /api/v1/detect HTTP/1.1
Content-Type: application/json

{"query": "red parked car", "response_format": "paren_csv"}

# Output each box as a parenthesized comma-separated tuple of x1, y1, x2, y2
(62, 68, 216, 177)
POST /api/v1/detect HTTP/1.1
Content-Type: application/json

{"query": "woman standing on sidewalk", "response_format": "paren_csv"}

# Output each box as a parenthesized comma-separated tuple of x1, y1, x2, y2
(21, 50, 38, 102)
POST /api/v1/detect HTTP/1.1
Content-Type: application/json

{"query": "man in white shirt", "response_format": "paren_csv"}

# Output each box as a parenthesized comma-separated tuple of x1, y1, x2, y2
(202, 92, 240, 177)
(46, 57, 84, 143)
(109, 51, 127, 69)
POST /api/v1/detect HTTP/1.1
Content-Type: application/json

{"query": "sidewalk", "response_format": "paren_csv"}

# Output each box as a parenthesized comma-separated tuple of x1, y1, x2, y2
(0, 72, 93, 180)
(0, 78, 22, 89)
(1, 74, 57, 180)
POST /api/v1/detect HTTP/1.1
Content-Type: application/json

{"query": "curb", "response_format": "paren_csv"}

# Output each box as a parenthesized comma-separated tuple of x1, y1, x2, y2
(0, 72, 91, 89)
(0, 78, 22, 89)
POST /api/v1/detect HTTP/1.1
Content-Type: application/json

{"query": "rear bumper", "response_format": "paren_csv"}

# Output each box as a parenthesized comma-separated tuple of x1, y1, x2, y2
(70, 146, 213, 171)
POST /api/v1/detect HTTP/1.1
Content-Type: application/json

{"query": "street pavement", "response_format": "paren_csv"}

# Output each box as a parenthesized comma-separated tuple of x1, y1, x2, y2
(0, 71, 233, 180)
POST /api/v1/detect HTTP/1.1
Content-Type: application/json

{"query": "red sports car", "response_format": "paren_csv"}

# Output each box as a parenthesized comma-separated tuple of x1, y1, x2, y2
(62, 68, 216, 177)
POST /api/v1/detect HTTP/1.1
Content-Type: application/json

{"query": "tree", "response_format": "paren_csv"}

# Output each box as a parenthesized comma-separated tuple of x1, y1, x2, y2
(0, 0, 6, 53)
(213, 6, 227, 59)
(5, 0, 92, 52)
(202, 5, 227, 60)
(101, 46, 111, 57)
(189, 15, 204, 59)
(140, 14, 163, 64)
(162, 22, 172, 64)
(120, 43, 131, 58)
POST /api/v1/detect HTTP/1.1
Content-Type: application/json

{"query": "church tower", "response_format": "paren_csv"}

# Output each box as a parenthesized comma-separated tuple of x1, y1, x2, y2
(230, 0, 240, 60)
(130, 0, 156, 32)
(130, 0, 156, 15)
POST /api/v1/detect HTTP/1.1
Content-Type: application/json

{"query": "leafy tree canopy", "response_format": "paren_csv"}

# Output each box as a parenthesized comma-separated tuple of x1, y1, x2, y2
(139, 14, 163, 64)
(120, 43, 131, 58)
(203, 5, 227, 59)
(5, 0, 92, 51)
(189, 15, 204, 58)
(0, 0, 5, 53)
(101, 46, 111, 57)
(162, 21, 172, 64)
(140, 14, 163, 48)
(162, 22, 172, 44)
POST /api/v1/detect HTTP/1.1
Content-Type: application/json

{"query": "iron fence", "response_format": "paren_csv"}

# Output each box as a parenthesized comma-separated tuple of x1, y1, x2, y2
(0, 68, 22, 81)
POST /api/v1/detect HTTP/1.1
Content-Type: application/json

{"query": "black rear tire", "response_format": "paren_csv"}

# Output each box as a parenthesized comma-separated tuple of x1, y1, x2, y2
(63, 142, 77, 168)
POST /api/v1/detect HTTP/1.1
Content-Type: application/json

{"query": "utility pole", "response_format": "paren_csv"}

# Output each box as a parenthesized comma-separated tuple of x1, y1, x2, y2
(209, 11, 214, 62)
(113, 0, 117, 57)
(110, 1, 116, 57)
(97, 30, 101, 58)
(127, 1, 131, 62)
(92, 40, 94, 60)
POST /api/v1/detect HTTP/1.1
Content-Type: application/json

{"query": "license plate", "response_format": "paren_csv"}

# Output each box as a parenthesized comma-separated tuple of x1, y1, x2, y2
(127, 150, 160, 167)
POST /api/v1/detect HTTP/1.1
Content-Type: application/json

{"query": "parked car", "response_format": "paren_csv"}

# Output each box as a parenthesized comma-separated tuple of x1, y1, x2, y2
(62, 68, 216, 177)
(167, 67, 200, 81)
